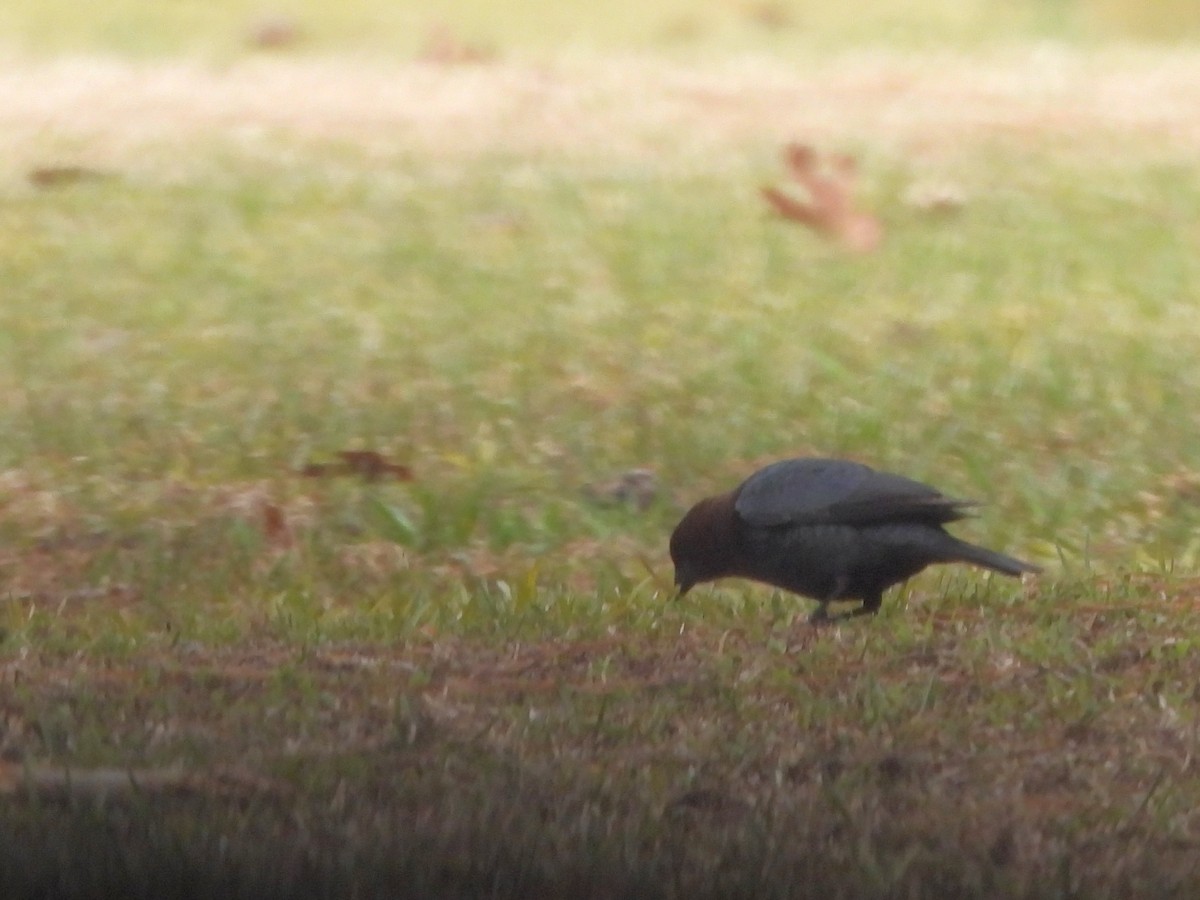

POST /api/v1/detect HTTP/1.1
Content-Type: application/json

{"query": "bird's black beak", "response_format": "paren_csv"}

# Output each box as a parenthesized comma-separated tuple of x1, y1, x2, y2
(673, 568, 694, 599)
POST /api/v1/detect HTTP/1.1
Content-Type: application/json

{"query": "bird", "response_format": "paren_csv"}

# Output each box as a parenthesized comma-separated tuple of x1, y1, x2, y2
(669, 457, 1040, 623)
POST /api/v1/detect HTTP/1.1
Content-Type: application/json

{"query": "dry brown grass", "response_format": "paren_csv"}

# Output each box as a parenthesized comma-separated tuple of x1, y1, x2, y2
(4, 49, 1200, 170)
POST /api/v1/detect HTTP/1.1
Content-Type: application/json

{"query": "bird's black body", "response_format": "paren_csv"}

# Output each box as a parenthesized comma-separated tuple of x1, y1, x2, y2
(670, 458, 1039, 622)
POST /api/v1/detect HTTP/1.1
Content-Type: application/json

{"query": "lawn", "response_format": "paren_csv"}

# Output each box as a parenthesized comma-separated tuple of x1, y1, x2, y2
(3, 2, 1200, 898)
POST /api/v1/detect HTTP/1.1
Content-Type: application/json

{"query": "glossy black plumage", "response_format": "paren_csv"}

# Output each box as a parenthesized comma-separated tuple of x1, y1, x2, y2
(670, 458, 1039, 622)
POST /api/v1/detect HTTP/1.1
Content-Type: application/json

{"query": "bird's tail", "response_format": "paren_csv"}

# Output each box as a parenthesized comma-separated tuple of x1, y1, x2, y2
(945, 537, 1041, 578)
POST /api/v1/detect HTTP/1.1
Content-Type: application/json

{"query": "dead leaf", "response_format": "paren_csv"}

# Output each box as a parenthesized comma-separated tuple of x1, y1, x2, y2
(28, 166, 113, 188)
(247, 14, 303, 50)
(261, 501, 291, 547)
(762, 143, 882, 253)
(417, 24, 497, 65)
(338, 450, 414, 482)
(583, 469, 659, 512)
(299, 450, 414, 483)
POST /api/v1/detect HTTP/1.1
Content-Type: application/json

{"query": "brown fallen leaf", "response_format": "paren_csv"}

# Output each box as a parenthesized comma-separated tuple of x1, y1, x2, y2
(417, 24, 497, 65)
(583, 468, 659, 512)
(28, 166, 114, 188)
(762, 143, 882, 253)
(299, 450, 414, 483)
(261, 501, 291, 547)
(247, 13, 303, 50)
(337, 450, 414, 482)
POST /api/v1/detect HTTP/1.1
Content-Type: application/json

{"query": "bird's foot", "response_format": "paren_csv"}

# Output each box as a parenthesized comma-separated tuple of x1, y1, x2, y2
(808, 607, 834, 626)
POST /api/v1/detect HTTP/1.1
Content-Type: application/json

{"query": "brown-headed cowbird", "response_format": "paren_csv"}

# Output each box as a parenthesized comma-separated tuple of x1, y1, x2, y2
(670, 457, 1039, 622)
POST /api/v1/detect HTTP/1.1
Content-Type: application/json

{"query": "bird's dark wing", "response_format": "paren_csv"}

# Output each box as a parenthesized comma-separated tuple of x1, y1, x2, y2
(733, 458, 975, 528)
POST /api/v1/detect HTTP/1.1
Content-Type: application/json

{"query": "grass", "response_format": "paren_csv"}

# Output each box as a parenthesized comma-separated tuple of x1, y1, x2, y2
(4, 9, 1200, 897)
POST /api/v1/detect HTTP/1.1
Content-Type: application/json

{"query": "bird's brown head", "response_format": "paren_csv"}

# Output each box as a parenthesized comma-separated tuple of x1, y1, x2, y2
(669, 492, 743, 597)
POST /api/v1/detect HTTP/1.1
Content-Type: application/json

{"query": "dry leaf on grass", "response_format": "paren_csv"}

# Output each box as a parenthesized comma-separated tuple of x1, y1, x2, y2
(761, 143, 882, 252)
(260, 501, 292, 547)
(28, 166, 114, 188)
(202, 481, 314, 549)
(300, 450, 414, 483)
(247, 14, 303, 50)
(582, 468, 659, 512)
(417, 24, 497, 65)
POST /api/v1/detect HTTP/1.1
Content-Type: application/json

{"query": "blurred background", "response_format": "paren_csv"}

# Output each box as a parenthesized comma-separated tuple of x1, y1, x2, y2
(2, 0, 1200, 59)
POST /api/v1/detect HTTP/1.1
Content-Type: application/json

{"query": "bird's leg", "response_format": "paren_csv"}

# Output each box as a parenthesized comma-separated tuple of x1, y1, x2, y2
(808, 577, 850, 626)
(856, 592, 883, 617)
